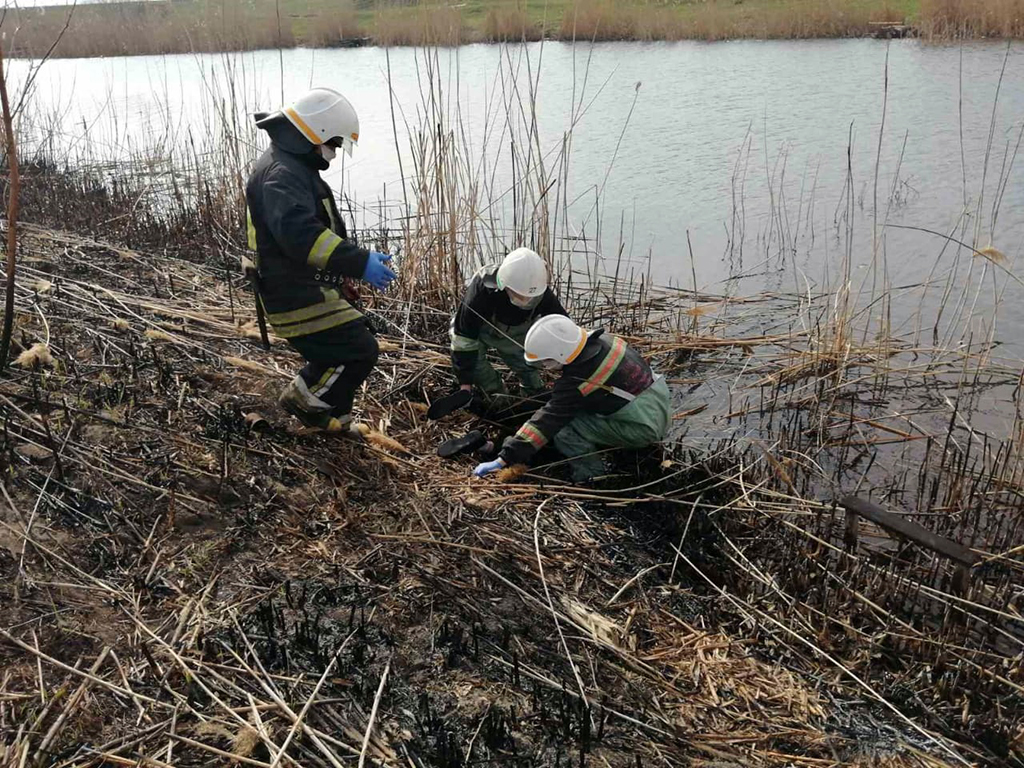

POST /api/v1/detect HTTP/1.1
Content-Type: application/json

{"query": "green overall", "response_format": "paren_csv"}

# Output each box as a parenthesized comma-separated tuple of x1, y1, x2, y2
(471, 320, 545, 397)
(554, 376, 672, 481)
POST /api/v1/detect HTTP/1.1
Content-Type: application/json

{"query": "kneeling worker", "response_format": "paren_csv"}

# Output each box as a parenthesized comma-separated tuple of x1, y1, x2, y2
(472, 316, 671, 482)
(245, 87, 396, 432)
(439, 248, 567, 417)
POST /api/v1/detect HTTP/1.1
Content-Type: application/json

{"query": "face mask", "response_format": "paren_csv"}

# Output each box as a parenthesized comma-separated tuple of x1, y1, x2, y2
(529, 358, 561, 372)
(320, 144, 337, 163)
(507, 289, 542, 310)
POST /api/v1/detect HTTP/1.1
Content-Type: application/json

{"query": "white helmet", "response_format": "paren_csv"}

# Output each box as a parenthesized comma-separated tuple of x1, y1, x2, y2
(497, 247, 547, 298)
(281, 87, 359, 156)
(524, 315, 587, 367)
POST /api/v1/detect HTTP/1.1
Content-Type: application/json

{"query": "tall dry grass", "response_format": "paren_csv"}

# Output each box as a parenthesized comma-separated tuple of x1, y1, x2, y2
(918, 0, 1024, 38)
(558, 0, 637, 42)
(371, 5, 466, 47)
(564, 0, 908, 42)
(297, 2, 361, 48)
(482, 5, 544, 42)
(4, 0, 296, 59)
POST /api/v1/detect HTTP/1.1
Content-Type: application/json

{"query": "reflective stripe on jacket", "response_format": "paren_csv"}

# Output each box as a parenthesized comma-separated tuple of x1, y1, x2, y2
(499, 331, 656, 466)
(245, 145, 369, 338)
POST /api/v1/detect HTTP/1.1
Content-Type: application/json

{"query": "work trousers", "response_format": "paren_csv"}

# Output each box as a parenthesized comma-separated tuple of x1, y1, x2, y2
(554, 376, 672, 481)
(287, 319, 379, 417)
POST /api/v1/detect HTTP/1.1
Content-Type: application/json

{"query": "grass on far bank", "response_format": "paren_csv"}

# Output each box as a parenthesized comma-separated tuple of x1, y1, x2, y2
(4, 0, 1024, 58)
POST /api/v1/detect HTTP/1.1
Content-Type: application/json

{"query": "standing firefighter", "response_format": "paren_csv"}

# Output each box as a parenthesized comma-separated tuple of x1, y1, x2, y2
(437, 248, 567, 418)
(245, 88, 396, 433)
(472, 316, 672, 482)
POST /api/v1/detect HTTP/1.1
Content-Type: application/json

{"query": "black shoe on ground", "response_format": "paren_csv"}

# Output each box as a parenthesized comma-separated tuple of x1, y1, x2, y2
(437, 429, 487, 459)
(427, 389, 474, 420)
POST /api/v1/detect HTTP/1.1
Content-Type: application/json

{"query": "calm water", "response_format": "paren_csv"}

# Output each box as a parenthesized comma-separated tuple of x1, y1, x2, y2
(10, 40, 1024, 352)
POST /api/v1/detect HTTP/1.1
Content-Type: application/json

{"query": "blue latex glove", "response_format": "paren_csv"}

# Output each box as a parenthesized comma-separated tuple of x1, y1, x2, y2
(362, 251, 397, 291)
(472, 459, 505, 478)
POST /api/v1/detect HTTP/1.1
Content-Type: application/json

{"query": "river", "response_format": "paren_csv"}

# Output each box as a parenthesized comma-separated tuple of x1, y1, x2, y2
(9, 39, 1024, 356)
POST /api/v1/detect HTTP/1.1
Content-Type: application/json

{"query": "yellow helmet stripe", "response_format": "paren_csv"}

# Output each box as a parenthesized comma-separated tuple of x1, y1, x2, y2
(564, 330, 587, 364)
(284, 107, 322, 145)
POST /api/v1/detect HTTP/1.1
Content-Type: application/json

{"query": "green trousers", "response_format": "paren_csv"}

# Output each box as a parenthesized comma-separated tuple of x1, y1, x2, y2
(554, 376, 672, 481)
(472, 321, 545, 397)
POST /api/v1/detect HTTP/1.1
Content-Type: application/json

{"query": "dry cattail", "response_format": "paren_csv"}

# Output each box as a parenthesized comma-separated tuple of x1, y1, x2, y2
(366, 430, 409, 454)
(232, 725, 261, 758)
(222, 356, 265, 373)
(111, 318, 130, 331)
(497, 463, 528, 483)
(144, 329, 175, 342)
(238, 320, 279, 345)
(15, 343, 54, 369)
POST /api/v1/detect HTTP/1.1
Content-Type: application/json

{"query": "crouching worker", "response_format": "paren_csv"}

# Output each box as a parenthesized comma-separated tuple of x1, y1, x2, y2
(440, 249, 567, 417)
(245, 87, 396, 432)
(472, 316, 671, 483)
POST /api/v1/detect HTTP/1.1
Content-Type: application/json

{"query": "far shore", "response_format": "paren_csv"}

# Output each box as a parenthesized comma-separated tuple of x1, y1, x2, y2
(4, 0, 1021, 60)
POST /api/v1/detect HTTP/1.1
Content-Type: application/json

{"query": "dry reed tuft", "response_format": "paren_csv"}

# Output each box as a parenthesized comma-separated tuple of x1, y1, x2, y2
(372, 5, 466, 47)
(977, 245, 1008, 264)
(231, 724, 262, 758)
(15, 342, 53, 369)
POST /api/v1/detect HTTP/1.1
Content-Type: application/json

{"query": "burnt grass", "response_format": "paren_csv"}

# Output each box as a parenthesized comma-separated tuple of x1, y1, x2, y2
(0, 164, 1021, 767)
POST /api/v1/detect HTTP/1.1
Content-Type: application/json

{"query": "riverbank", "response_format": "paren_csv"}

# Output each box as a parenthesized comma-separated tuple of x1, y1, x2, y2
(5, 0, 1023, 59)
(0, 148, 1022, 764)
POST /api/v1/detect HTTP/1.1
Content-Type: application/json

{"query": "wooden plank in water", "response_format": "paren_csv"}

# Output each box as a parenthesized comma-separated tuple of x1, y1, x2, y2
(838, 495, 979, 567)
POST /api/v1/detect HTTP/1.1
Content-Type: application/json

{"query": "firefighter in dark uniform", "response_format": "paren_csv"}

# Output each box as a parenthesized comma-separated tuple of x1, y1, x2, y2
(471, 315, 672, 482)
(449, 248, 567, 400)
(245, 87, 396, 432)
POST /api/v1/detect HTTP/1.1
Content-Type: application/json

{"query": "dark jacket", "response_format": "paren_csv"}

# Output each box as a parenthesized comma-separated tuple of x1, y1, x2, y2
(450, 264, 567, 384)
(245, 121, 368, 339)
(500, 331, 655, 466)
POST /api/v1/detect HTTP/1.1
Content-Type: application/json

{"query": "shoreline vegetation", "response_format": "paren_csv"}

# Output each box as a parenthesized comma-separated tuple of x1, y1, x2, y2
(2, 0, 1023, 59)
